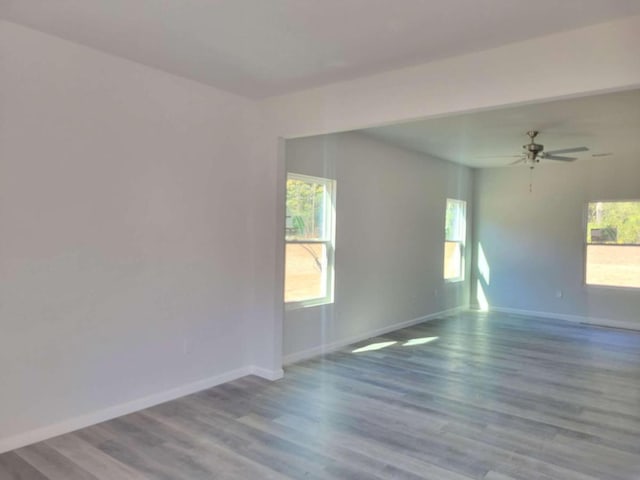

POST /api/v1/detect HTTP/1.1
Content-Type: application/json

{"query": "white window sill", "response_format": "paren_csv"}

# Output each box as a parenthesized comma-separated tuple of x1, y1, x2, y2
(285, 298, 333, 311)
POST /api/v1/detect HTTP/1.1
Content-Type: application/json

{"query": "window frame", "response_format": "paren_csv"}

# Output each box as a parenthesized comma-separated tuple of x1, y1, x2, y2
(444, 198, 467, 283)
(284, 173, 336, 308)
(583, 199, 640, 291)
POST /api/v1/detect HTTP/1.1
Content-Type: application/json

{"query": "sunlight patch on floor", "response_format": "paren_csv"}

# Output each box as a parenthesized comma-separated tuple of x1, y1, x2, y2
(403, 336, 439, 346)
(352, 341, 397, 353)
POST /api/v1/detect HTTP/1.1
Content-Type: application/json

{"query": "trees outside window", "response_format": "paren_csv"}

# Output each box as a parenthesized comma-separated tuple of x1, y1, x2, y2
(285, 173, 336, 306)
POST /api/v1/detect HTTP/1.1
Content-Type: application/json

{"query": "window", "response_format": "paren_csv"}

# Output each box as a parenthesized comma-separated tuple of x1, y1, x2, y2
(585, 201, 640, 289)
(285, 173, 335, 306)
(444, 198, 466, 281)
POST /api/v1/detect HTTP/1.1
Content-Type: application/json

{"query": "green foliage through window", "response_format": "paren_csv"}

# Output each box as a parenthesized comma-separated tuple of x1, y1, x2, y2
(587, 201, 640, 245)
(284, 173, 335, 305)
(286, 178, 329, 240)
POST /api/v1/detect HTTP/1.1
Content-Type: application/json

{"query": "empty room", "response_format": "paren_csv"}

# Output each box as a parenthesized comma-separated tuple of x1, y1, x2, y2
(1, 2, 640, 479)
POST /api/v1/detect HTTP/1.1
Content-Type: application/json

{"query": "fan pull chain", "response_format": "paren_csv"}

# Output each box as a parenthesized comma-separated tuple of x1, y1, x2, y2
(529, 166, 534, 193)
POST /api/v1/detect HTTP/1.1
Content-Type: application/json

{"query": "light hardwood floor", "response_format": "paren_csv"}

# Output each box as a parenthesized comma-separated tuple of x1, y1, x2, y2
(2, 311, 640, 479)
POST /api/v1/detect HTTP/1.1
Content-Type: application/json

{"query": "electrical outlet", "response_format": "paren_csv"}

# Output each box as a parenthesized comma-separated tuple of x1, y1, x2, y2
(555, 290, 563, 299)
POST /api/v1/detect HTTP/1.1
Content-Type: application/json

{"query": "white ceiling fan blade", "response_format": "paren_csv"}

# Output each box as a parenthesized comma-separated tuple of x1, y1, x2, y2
(509, 157, 527, 165)
(545, 146, 589, 155)
(476, 154, 522, 158)
(544, 154, 576, 162)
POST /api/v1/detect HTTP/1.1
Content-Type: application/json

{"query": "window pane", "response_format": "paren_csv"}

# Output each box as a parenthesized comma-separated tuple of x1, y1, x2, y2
(286, 178, 329, 241)
(446, 199, 466, 241)
(284, 243, 327, 303)
(444, 198, 466, 281)
(285, 173, 335, 305)
(586, 245, 640, 288)
(444, 241, 462, 280)
(587, 201, 640, 245)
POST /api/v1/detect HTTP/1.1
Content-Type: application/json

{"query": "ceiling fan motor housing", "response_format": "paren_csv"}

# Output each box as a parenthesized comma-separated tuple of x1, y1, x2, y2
(524, 142, 544, 161)
(524, 130, 543, 161)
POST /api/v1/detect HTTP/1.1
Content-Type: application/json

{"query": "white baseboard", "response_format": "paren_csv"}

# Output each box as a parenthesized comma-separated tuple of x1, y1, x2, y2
(249, 366, 284, 381)
(490, 306, 640, 331)
(283, 306, 465, 365)
(0, 364, 281, 454)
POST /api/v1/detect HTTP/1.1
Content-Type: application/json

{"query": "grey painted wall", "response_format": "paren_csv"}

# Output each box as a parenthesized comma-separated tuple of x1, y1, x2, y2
(0, 21, 278, 446)
(472, 155, 640, 327)
(284, 132, 473, 360)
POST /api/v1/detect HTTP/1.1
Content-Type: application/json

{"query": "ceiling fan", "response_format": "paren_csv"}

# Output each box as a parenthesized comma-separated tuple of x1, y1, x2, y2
(504, 130, 589, 167)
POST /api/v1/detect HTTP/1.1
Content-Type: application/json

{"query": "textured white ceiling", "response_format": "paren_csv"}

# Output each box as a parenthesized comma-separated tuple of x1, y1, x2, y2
(2, 0, 640, 98)
(361, 89, 640, 168)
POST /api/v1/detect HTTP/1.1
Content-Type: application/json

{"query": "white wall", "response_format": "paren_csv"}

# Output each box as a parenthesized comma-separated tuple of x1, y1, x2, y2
(284, 132, 473, 361)
(472, 155, 640, 328)
(0, 21, 279, 450)
(262, 15, 640, 139)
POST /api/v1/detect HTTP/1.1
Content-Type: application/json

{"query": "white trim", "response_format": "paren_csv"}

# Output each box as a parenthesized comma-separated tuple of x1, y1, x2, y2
(0, 365, 282, 454)
(285, 172, 336, 308)
(583, 200, 640, 290)
(283, 306, 466, 365)
(490, 306, 640, 332)
(249, 366, 284, 381)
(444, 198, 466, 282)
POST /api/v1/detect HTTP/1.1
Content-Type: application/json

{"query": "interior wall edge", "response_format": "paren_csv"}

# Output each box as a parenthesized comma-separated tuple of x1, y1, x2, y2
(261, 15, 640, 139)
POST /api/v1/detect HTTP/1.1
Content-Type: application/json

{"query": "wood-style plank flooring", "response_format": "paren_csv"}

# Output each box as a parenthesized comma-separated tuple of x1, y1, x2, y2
(2, 311, 640, 479)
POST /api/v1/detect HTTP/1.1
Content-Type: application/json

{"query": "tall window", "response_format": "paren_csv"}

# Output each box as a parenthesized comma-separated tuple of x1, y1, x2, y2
(444, 198, 466, 281)
(585, 201, 640, 289)
(285, 173, 335, 306)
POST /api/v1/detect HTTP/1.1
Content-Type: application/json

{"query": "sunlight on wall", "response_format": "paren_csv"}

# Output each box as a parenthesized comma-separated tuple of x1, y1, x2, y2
(475, 242, 491, 311)
(403, 337, 439, 346)
(476, 280, 489, 311)
(478, 243, 490, 285)
(352, 341, 397, 353)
